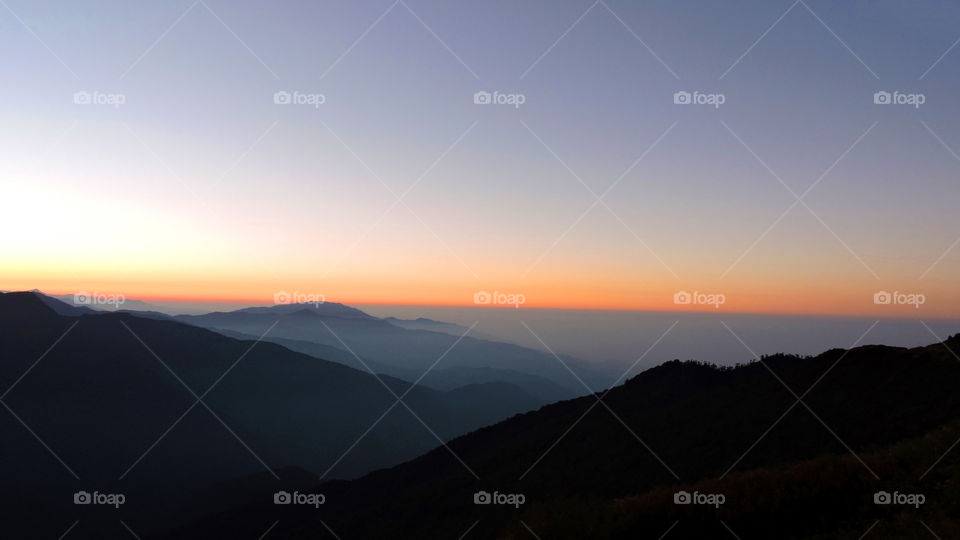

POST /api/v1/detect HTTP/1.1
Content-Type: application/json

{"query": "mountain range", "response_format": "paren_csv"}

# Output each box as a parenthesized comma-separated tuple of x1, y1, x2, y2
(174, 302, 608, 401)
(0, 291, 543, 537)
(164, 329, 960, 539)
(6, 289, 960, 539)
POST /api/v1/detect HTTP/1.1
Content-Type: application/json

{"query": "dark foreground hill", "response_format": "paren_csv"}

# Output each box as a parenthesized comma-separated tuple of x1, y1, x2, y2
(0, 292, 541, 538)
(166, 331, 960, 539)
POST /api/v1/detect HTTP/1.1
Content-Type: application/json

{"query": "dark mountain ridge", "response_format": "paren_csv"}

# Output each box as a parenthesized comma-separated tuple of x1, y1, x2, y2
(0, 291, 541, 538)
(175, 303, 609, 402)
(167, 330, 960, 539)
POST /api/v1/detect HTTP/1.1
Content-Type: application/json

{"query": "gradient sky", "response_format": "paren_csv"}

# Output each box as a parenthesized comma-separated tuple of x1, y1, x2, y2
(2, 0, 960, 316)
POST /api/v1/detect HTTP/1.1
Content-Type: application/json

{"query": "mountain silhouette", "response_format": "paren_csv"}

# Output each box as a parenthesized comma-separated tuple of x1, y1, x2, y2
(0, 291, 541, 538)
(167, 331, 960, 539)
(176, 303, 608, 402)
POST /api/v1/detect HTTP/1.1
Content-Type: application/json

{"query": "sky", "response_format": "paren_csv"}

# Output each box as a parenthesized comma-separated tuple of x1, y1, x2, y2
(2, 0, 960, 317)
